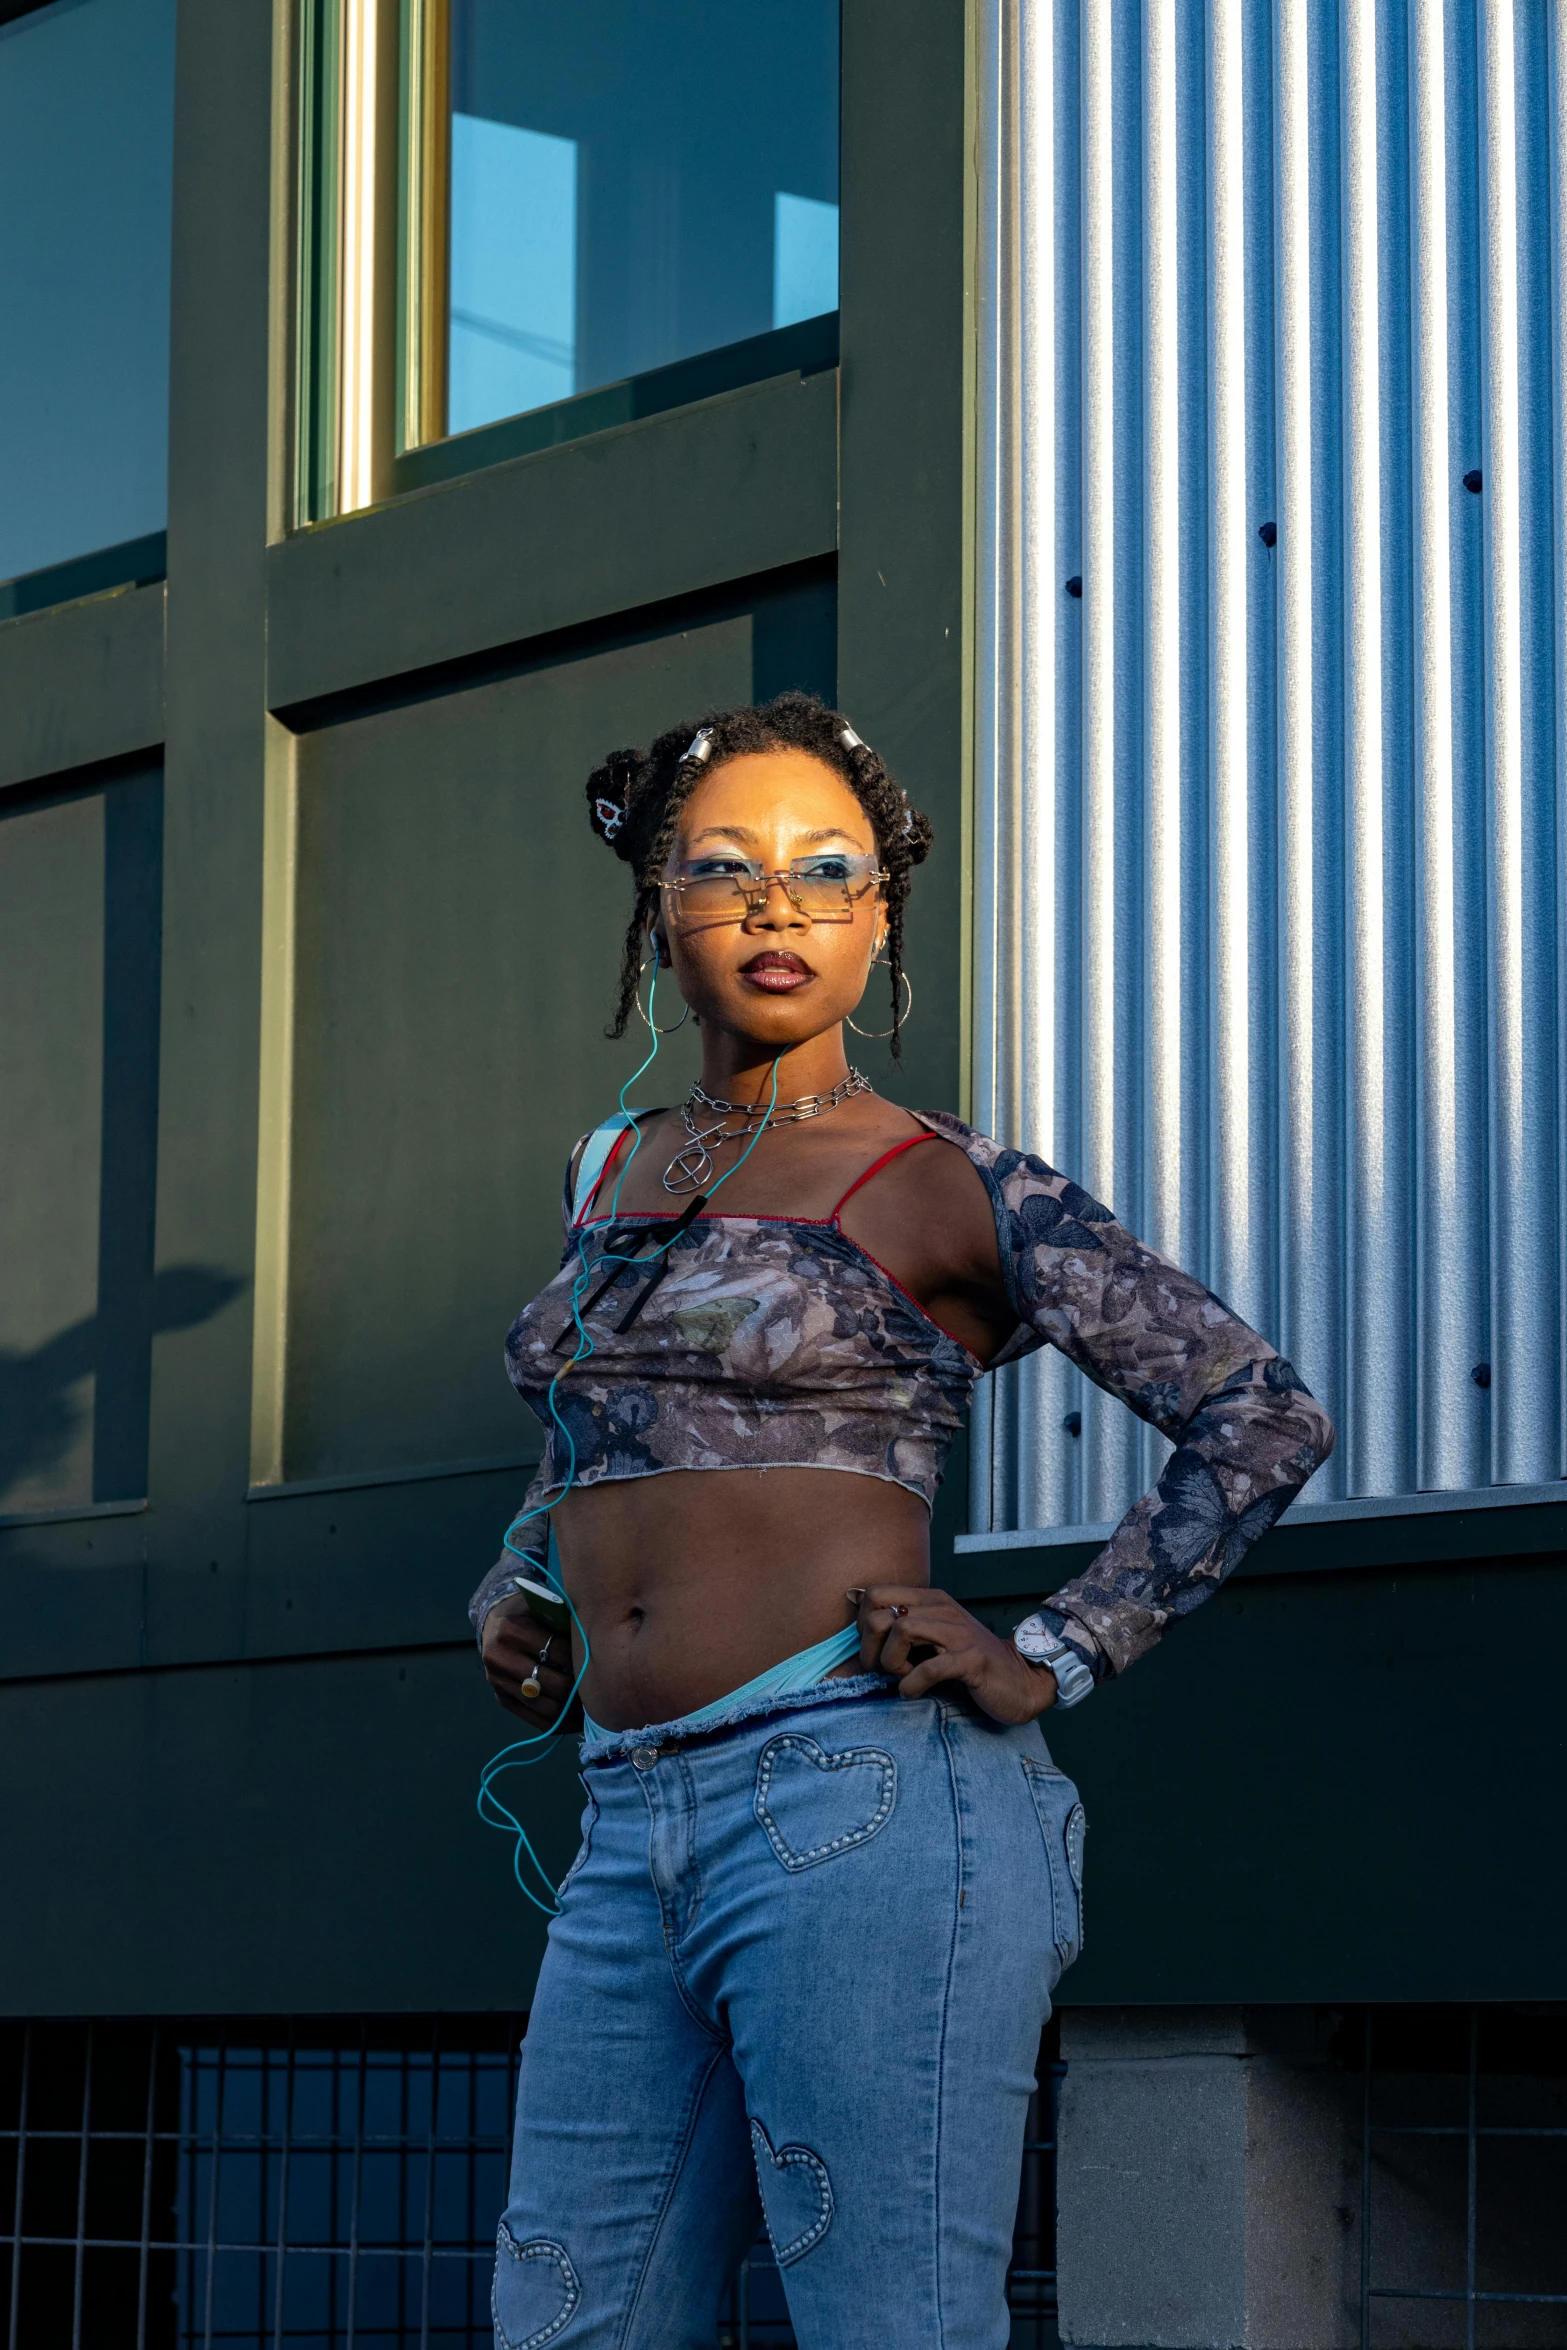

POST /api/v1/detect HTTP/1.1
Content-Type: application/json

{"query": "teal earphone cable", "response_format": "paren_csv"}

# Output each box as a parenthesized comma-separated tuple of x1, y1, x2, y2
(477, 963, 783, 1912)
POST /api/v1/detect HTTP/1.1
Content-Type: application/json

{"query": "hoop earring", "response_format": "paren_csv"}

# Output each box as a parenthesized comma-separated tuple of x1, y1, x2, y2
(846, 967, 913, 1040)
(636, 963, 691, 1034)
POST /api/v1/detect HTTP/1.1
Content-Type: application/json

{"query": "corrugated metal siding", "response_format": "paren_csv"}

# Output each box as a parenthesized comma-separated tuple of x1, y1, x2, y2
(971, 0, 1567, 1528)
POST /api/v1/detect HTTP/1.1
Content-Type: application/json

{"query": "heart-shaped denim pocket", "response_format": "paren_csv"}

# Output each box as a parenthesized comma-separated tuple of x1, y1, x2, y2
(753, 1732, 896, 1872)
(749, 2118, 834, 2266)
(492, 2224, 580, 2349)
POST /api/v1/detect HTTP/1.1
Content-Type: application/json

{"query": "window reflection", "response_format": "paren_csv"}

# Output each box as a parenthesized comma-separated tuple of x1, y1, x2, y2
(0, 0, 175, 588)
(450, 115, 578, 432)
(438, 0, 839, 444)
(774, 191, 839, 331)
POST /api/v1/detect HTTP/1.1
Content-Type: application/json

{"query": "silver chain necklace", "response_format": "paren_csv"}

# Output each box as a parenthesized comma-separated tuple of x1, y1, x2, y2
(662, 1069, 871, 1195)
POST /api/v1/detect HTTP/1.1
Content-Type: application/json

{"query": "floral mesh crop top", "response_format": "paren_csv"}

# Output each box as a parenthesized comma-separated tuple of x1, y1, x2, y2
(467, 1113, 1335, 1684)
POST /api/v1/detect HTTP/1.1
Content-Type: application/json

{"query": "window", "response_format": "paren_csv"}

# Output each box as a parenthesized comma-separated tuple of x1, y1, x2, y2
(296, 0, 840, 519)
(0, 0, 175, 599)
(434, 0, 839, 442)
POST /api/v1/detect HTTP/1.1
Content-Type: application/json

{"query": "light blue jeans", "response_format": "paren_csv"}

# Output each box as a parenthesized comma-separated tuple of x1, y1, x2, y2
(493, 1675, 1086, 2349)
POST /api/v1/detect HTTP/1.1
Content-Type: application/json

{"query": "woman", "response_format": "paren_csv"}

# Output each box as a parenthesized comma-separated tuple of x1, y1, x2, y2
(471, 692, 1333, 2350)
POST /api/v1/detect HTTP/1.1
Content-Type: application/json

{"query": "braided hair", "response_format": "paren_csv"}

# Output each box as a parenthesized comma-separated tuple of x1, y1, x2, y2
(584, 691, 933, 1060)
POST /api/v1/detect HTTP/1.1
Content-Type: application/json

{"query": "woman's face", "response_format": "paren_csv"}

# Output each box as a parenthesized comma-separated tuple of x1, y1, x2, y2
(652, 749, 886, 1049)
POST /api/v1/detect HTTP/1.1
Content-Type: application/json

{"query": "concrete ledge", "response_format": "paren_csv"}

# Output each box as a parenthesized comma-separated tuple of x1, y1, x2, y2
(0, 580, 165, 790)
(265, 367, 839, 716)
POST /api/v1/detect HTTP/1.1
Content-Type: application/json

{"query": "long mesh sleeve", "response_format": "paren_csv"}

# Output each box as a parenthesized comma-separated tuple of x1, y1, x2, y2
(935, 1119, 1336, 1682)
(468, 1135, 598, 1643)
(467, 1468, 553, 1646)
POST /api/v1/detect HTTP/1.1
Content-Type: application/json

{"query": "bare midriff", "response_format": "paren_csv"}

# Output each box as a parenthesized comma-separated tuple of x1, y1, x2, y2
(552, 1466, 932, 1731)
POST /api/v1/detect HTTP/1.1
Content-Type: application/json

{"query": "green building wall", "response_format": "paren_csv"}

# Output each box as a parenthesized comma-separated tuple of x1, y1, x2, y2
(2, 0, 1563, 2023)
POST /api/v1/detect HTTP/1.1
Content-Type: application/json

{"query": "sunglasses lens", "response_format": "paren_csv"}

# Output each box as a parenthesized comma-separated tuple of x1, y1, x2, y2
(788, 878, 856, 918)
(676, 876, 752, 922)
(665, 866, 877, 924)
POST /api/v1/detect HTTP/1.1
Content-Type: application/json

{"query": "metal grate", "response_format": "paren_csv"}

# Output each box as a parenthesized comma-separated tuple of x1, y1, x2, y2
(1359, 2004, 1567, 2350)
(0, 2017, 521, 2348)
(1003, 2051, 1065, 2349)
(2, 2018, 1061, 2348)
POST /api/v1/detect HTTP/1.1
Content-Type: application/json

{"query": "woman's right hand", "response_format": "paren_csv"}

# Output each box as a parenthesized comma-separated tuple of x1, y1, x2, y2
(481, 1594, 576, 1728)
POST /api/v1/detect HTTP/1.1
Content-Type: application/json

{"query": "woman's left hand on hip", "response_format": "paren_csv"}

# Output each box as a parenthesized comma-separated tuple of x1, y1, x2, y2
(852, 1586, 1057, 1723)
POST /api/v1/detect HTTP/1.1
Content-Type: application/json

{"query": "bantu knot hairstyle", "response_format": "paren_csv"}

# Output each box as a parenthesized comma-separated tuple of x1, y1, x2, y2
(584, 691, 934, 1060)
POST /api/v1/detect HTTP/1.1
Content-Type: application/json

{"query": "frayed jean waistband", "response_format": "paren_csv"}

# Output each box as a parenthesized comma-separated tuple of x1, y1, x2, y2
(579, 1670, 897, 1765)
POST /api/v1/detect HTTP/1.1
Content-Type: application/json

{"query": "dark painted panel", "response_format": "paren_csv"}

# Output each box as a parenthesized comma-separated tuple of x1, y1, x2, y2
(0, 1462, 520, 1684)
(94, 772, 167, 1500)
(0, 1509, 151, 1683)
(0, 1644, 570, 2014)
(4, 578, 835, 1687)
(6, 1555, 1559, 2015)
(266, 370, 839, 716)
(238, 1465, 537, 1657)
(0, 766, 168, 1519)
(286, 575, 834, 1484)
(836, 0, 967, 1127)
(0, 582, 164, 791)
(143, 0, 274, 1593)
(996, 1555, 1567, 2003)
(0, 789, 105, 1517)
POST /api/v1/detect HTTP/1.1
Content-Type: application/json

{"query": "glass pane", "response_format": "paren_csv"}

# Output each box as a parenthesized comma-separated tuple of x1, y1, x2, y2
(0, 0, 176, 587)
(441, 0, 839, 442)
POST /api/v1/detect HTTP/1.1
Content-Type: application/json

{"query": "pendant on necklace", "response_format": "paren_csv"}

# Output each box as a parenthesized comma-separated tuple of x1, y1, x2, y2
(663, 1133, 718, 1194)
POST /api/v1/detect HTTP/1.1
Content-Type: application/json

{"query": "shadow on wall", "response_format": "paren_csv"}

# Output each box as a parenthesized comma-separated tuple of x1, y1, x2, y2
(0, 1266, 243, 1511)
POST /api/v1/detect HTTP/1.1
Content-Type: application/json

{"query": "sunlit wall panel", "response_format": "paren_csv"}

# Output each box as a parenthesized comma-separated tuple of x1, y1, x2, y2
(972, 0, 1567, 1526)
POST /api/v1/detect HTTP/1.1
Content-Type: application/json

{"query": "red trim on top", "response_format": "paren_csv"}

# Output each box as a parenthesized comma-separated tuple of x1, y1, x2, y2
(579, 1207, 825, 1229)
(576, 1119, 946, 1229)
(570, 1202, 984, 1367)
(828, 1131, 944, 1220)
(569, 1207, 985, 1368)
(567, 1116, 984, 1358)
(844, 1238, 987, 1369)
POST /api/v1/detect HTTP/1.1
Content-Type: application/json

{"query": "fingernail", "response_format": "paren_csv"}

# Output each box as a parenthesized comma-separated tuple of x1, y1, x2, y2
(845, 1587, 867, 1604)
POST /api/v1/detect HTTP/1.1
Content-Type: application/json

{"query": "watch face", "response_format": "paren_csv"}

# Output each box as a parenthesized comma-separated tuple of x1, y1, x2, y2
(1013, 1620, 1060, 1664)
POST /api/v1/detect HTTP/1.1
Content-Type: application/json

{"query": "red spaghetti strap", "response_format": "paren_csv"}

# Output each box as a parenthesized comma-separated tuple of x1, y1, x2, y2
(830, 1132, 944, 1221)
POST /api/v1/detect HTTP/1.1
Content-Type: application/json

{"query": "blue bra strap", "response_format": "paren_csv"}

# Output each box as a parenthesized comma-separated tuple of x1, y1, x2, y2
(569, 1112, 644, 1225)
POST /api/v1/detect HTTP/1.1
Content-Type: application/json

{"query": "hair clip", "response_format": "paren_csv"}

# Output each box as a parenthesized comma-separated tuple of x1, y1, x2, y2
(839, 724, 865, 752)
(682, 727, 715, 766)
(594, 797, 626, 839)
(901, 804, 915, 838)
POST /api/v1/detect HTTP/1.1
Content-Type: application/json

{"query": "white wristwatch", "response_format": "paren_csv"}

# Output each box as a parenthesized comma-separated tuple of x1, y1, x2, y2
(1012, 1613, 1096, 1708)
